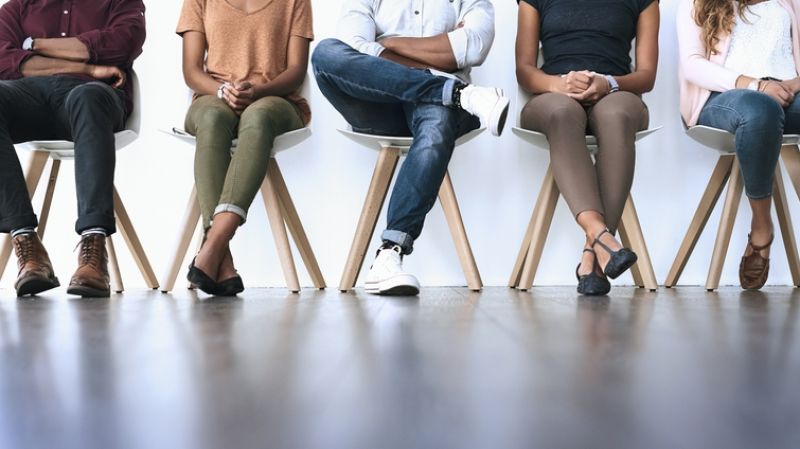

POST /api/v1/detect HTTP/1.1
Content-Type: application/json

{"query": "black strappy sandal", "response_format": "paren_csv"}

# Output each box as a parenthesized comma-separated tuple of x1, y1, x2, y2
(592, 229, 638, 280)
(576, 249, 611, 296)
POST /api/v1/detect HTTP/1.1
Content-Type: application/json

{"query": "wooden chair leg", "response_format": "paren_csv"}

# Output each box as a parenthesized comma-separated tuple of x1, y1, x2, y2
(618, 219, 643, 288)
(509, 195, 539, 288)
(518, 166, 560, 291)
(706, 159, 744, 291)
(339, 147, 401, 292)
(782, 145, 800, 199)
(773, 165, 800, 287)
(0, 151, 49, 282)
(618, 195, 659, 291)
(107, 236, 124, 293)
(113, 187, 159, 289)
(267, 160, 326, 289)
(261, 173, 301, 293)
(438, 170, 482, 291)
(160, 185, 201, 292)
(665, 156, 735, 287)
(37, 159, 61, 240)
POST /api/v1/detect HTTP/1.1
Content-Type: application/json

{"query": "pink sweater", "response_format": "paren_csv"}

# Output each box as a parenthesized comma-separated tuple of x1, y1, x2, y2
(677, 0, 800, 126)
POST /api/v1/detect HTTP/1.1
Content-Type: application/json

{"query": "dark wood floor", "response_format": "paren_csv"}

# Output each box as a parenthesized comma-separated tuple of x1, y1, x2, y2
(0, 287, 798, 449)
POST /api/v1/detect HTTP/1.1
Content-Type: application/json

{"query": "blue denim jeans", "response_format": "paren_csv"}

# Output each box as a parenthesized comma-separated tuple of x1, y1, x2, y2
(698, 89, 800, 199)
(312, 38, 480, 254)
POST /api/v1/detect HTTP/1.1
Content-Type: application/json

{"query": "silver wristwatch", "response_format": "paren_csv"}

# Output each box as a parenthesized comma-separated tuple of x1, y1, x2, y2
(22, 37, 34, 51)
(217, 83, 227, 99)
(604, 75, 619, 93)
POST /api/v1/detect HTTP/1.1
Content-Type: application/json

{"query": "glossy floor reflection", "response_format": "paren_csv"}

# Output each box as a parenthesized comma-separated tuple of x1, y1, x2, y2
(0, 287, 798, 449)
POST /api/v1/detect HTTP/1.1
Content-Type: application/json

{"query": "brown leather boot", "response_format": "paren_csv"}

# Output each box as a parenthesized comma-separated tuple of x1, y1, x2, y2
(67, 234, 110, 297)
(12, 232, 60, 297)
(739, 233, 774, 290)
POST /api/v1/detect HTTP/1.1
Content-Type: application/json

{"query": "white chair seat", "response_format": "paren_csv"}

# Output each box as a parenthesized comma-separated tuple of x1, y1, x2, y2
(163, 126, 312, 156)
(337, 127, 484, 152)
(18, 130, 140, 160)
(512, 126, 662, 155)
(685, 125, 800, 154)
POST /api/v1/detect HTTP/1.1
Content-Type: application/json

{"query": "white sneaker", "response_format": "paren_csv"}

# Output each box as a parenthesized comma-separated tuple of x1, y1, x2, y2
(459, 85, 510, 136)
(364, 245, 420, 296)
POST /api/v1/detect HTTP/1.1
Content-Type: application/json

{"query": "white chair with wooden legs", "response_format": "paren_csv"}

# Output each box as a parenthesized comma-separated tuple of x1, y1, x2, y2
(159, 82, 325, 294)
(337, 127, 485, 293)
(0, 71, 159, 293)
(508, 87, 661, 292)
(665, 126, 800, 290)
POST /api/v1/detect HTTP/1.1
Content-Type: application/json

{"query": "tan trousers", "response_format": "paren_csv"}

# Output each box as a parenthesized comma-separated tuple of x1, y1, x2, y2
(521, 92, 649, 232)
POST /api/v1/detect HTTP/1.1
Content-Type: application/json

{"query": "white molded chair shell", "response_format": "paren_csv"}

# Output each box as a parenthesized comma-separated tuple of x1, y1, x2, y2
(337, 127, 485, 153)
(512, 85, 661, 154)
(18, 70, 142, 159)
(684, 123, 800, 154)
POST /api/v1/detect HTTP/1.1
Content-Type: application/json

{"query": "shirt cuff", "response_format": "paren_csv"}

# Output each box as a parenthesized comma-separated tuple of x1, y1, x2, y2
(447, 28, 469, 69)
(76, 31, 100, 63)
(359, 41, 386, 58)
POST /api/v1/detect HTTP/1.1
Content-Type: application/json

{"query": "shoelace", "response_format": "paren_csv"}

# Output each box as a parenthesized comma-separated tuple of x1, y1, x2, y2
(14, 235, 36, 264)
(75, 235, 103, 268)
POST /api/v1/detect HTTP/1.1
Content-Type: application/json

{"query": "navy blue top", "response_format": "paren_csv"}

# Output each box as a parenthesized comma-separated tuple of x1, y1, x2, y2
(519, 0, 657, 76)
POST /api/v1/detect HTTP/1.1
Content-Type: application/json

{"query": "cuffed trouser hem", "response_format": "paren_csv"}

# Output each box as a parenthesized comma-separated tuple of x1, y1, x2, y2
(0, 214, 38, 234)
(381, 229, 414, 255)
(75, 213, 116, 236)
(745, 191, 773, 200)
(214, 203, 248, 225)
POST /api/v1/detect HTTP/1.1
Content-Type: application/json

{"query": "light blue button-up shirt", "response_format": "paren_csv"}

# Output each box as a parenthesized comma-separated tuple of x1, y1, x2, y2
(337, 0, 495, 83)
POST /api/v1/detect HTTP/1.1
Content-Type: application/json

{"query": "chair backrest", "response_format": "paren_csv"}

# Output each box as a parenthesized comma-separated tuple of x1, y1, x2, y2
(126, 69, 141, 134)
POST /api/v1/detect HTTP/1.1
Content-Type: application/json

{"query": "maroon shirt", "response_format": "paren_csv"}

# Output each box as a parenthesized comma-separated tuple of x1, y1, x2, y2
(0, 0, 146, 114)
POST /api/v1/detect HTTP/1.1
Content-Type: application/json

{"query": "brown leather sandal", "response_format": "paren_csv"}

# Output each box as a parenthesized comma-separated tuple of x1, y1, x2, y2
(739, 233, 774, 290)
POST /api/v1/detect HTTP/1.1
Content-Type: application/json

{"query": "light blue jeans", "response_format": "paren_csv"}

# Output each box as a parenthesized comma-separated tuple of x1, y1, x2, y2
(698, 89, 800, 199)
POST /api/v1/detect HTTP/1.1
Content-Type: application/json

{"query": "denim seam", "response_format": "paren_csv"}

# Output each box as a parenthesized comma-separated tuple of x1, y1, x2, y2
(316, 69, 435, 105)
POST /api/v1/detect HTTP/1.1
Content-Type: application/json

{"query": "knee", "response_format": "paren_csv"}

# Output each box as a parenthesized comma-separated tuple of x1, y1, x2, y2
(65, 83, 115, 115)
(412, 110, 458, 148)
(312, 38, 349, 73)
(240, 98, 287, 134)
(195, 103, 238, 134)
(739, 92, 785, 130)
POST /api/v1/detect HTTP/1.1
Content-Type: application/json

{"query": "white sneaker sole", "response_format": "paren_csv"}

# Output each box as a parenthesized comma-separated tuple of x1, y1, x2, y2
(364, 274, 420, 296)
(487, 93, 510, 137)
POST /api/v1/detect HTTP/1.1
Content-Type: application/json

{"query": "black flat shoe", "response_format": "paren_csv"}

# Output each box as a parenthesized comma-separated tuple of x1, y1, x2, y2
(576, 249, 611, 296)
(187, 258, 222, 295)
(218, 274, 244, 296)
(592, 229, 637, 279)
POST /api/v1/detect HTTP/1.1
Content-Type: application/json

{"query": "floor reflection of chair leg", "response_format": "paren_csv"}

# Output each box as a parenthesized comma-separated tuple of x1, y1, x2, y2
(706, 159, 744, 291)
(665, 156, 734, 287)
(107, 236, 124, 293)
(438, 171, 482, 291)
(161, 186, 201, 292)
(773, 166, 800, 287)
(268, 160, 326, 289)
(339, 147, 400, 292)
(0, 152, 49, 282)
(261, 174, 301, 293)
(518, 166, 559, 291)
(113, 187, 159, 289)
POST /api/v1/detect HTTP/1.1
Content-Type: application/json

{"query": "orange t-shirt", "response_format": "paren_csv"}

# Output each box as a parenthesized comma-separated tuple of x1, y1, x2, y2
(176, 0, 314, 124)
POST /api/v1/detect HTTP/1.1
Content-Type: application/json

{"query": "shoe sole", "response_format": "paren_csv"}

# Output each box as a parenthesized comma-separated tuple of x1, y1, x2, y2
(66, 285, 111, 298)
(364, 274, 420, 296)
(16, 276, 60, 297)
(488, 95, 510, 137)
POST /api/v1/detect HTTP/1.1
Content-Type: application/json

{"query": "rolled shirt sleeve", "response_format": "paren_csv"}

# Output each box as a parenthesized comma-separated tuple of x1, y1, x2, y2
(0, 0, 33, 79)
(337, 0, 385, 57)
(447, 0, 495, 69)
(76, 0, 146, 67)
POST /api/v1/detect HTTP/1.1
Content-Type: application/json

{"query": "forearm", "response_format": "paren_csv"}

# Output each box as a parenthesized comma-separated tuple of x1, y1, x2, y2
(183, 67, 223, 97)
(253, 66, 307, 99)
(382, 34, 458, 73)
(614, 70, 657, 95)
(380, 50, 429, 69)
(517, 64, 563, 94)
(32, 38, 89, 62)
(20, 55, 89, 77)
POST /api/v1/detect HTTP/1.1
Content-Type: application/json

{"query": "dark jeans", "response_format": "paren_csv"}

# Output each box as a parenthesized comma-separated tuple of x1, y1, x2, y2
(0, 76, 126, 235)
(698, 89, 800, 199)
(312, 38, 480, 254)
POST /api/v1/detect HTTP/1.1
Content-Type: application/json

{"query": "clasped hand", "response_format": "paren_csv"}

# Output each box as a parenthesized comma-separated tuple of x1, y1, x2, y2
(556, 70, 611, 105)
(221, 81, 257, 113)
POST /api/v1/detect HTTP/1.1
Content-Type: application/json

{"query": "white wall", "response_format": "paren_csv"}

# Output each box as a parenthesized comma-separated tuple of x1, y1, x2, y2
(2, 0, 798, 289)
